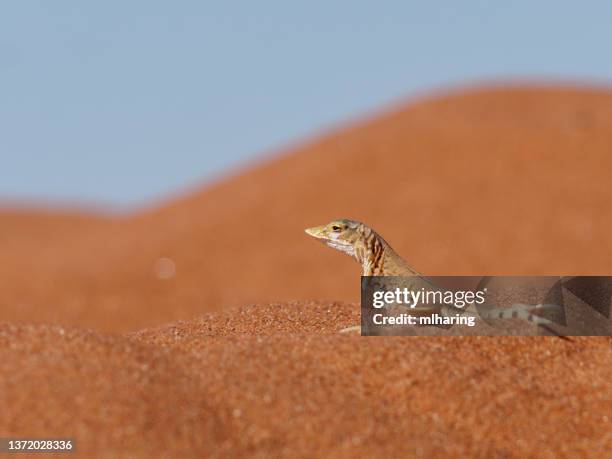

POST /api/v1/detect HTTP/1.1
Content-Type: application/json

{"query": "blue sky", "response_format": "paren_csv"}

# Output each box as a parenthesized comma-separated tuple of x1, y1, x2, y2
(2, 1, 611, 208)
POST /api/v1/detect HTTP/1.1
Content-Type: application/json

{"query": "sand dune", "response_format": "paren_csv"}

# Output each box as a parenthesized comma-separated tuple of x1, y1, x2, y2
(1, 304, 610, 458)
(1, 85, 611, 457)
(3, 86, 612, 332)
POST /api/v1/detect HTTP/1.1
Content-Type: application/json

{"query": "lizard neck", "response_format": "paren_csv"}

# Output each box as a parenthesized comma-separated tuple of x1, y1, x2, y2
(354, 226, 389, 276)
(354, 225, 420, 277)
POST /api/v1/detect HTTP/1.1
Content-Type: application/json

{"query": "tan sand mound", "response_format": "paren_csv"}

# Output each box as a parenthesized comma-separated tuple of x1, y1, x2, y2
(3, 86, 612, 332)
(0, 322, 224, 457)
(130, 300, 360, 344)
(2, 303, 610, 458)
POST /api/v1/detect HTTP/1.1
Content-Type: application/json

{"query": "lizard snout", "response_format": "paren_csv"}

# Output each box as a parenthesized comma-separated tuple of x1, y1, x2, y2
(304, 226, 326, 239)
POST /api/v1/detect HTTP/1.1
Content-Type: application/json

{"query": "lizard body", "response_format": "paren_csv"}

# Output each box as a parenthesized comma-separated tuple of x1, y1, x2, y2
(305, 219, 556, 332)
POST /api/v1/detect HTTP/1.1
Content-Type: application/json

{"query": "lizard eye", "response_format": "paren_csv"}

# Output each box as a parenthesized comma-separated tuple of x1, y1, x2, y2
(331, 225, 342, 232)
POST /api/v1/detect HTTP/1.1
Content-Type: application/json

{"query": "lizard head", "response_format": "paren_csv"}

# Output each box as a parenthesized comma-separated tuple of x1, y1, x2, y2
(305, 219, 418, 277)
(304, 219, 363, 258)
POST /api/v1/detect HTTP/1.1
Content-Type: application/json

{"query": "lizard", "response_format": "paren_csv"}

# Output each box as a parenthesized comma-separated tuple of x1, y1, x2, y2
(305, 218, 559, 333)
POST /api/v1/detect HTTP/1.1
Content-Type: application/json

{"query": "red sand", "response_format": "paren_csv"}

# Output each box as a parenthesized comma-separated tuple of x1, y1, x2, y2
(2, 305, 610, 458)
(1, 86, 611, 457)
